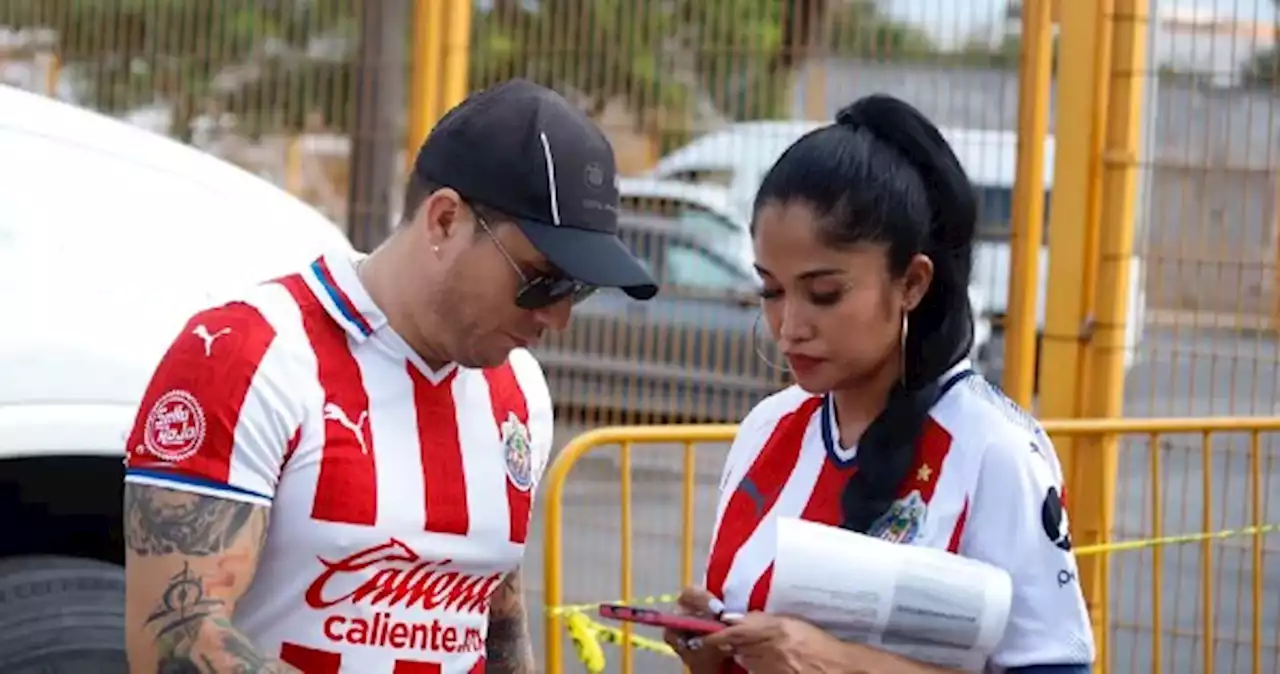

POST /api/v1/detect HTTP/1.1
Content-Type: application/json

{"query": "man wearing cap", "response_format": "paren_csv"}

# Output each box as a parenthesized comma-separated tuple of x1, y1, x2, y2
(123, 78, 655, 674)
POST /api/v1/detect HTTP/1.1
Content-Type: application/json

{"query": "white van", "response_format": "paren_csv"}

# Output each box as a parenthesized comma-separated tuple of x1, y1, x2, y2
(0, 84, 353, 671)
(649, 121, 1146, 382)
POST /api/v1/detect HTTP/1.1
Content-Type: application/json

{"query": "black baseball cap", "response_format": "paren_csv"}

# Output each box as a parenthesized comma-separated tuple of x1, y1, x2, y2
(415, 78, 658, 301)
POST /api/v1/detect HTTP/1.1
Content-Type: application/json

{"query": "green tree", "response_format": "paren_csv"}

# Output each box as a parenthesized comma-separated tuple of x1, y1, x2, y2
(1, 0, 358, 139)
(1239, 0, 1280, 86)
(472, 0, 932, 130)
(826, 0, 934, 62)
(3, 0, 934, 144)
(956, 32, 1059, 70)
(1241, 45, 1280, 87)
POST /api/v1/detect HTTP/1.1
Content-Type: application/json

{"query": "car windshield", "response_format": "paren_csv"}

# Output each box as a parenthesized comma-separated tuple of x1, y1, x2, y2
(674, 210, 745, 260)
(664, 242, 748, 292)
(621, 196, 746, 265)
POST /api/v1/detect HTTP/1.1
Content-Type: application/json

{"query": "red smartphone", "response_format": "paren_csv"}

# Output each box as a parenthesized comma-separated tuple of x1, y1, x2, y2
(597, 603, 727, 635)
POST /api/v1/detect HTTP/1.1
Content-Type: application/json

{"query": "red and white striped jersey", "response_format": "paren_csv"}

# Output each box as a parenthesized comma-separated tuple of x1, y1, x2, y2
(124, 251, 554, 674)
(706, 362, 1095, 672)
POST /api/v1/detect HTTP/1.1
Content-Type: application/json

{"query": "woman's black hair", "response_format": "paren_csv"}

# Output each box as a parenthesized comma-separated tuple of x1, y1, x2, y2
(752, 94, 978, 534)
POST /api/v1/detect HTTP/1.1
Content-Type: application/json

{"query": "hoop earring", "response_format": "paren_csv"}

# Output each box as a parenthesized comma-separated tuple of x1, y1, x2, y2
(751, 311, 789, 373)
(899, 311, 909, 386)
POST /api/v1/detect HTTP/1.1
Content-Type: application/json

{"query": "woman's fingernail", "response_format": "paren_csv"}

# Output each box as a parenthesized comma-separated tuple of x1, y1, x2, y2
(720, 612, 745, 623)
(707, 597, 726, 615)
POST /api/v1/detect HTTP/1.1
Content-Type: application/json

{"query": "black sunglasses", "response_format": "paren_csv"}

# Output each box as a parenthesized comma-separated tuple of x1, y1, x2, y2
(469, 203, 598, 310)
(515, 276, 598, 311)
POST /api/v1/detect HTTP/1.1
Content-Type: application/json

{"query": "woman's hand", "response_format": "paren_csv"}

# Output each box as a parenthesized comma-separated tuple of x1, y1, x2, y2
(661, 587, 732, 674)
(701, 612, 852, 674)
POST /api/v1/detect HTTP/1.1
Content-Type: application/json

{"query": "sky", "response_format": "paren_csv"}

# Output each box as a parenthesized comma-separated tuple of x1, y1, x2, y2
(883, 0, 1279, 48)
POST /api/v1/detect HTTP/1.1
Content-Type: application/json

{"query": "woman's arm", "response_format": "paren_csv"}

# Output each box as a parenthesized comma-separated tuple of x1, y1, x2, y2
(785, 427, 1098, 674)
(703, 612, 1094, 674)
(820, 640, 1092, 674)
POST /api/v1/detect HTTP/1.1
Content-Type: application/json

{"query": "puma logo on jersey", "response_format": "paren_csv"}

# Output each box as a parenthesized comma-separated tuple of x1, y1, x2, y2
(192, 324, 232, 356)
(323, 403, 369, 455)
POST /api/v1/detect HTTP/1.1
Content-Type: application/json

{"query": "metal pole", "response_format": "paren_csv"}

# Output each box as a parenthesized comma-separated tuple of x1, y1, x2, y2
(1039, 0, 1110, 421)
(1002, 0, 1054, 407)
(406, 0, 447, 172)
(440, 0, 474, 116)
(1084, 2, 1149, 670)
(347, 0, 409, 251)
(1038, 1, 1114, 668)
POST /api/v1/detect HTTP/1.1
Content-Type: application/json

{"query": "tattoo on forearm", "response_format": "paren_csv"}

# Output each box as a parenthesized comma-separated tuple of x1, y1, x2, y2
(127, 484, 289, 672)
(220, 626, 288, 673)
(125, 484, 266, 556)
(146, 562, 225, 637)
(486, 572, 535, 674)
(146, 563, 297, 673)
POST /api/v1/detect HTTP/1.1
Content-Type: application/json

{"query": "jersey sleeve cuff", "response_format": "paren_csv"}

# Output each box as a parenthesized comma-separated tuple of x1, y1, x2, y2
(126, 468, 273, 508)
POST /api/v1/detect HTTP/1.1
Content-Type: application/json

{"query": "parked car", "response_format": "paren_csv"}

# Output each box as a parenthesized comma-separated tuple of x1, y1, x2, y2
(618, 176, 752, 269)
(648, 120, 1146, 385)
(532, 215, 789, 423)
(0, 83, 353, 671)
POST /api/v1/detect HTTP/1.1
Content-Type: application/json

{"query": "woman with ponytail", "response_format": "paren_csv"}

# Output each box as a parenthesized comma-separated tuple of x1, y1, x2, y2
(661, 95, 1094, 673)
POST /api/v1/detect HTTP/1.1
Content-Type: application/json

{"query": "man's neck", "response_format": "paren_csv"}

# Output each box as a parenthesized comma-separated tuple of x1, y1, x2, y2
(356, 244, 452, 371)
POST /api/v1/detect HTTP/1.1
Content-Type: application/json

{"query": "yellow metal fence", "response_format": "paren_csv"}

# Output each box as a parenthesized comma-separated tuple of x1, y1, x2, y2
(7, 0, 1280, 421)
(542, 421, 1280, 674)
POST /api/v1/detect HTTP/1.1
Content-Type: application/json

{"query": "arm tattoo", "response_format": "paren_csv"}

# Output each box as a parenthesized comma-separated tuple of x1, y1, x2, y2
(486, 571, 535, 674)
(128, 484, 296, 672)
(125, 484, 264, 557)
(146, 563, 297, 673)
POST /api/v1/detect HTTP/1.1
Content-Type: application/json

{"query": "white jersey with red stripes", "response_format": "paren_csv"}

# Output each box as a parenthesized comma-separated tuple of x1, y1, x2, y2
(124, 251, 554, 674)
(707, 362, 1095, 672)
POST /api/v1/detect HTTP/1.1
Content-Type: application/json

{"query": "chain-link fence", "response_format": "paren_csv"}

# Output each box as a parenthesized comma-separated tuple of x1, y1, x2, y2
(3, 1, 1279, 672)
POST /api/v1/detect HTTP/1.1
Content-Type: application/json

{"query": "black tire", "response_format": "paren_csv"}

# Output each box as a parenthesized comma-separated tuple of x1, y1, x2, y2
(0, 555, 128, 673)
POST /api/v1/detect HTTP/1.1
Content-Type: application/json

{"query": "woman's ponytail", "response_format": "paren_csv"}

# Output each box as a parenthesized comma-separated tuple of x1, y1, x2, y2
(832, 95, 979, 534)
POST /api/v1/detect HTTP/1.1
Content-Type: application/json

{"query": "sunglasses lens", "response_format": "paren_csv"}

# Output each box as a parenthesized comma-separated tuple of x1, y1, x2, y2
(515, 278, 596, 310)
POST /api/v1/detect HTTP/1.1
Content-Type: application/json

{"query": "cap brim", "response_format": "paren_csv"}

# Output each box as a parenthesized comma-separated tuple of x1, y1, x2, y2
(516, 220, 658, 300)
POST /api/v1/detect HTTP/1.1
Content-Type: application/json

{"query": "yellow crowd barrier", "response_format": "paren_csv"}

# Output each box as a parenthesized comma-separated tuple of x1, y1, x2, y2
(541, 418, 1280, 674)
(548, 524, 1280, 674)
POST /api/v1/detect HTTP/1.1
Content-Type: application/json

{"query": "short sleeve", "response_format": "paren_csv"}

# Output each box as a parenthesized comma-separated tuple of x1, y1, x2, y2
(715, 410, 765, 516)
(708, 397, 786, 555)
(962, 432, 1097, 668)
(124, 300, 300, 508)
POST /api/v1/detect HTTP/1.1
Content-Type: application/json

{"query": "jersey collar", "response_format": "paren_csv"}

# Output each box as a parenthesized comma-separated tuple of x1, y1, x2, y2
(304, 251, 459, 384)
(304, 251, 388, 343)
(820, 358, 976, 467)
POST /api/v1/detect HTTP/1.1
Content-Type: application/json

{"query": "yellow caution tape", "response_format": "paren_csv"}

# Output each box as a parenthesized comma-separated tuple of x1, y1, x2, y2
(565, 611, 606, 673)
(563, 603, 674, 673)
(1074, 523, 1279, 555)
(549, 523, 1279, 671)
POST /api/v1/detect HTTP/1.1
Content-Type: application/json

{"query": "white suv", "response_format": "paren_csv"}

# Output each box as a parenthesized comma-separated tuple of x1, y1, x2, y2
(0, 84, 352, 671)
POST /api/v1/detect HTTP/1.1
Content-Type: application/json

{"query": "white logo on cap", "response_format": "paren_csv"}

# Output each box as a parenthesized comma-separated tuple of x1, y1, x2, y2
(538, 131, 563, 226)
